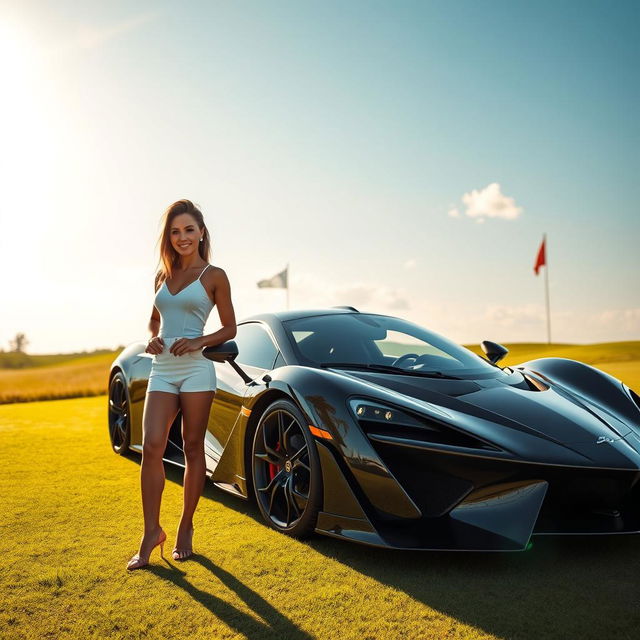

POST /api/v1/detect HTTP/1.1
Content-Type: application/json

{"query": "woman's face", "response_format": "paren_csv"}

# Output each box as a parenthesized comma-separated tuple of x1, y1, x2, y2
(169, 213, 202, 257)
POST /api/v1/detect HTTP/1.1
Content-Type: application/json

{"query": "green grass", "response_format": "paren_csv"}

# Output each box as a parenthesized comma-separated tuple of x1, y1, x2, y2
(1, 396, 639, 640)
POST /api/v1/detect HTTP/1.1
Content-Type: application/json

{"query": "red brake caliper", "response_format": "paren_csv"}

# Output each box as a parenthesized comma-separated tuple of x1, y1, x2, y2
(268, 441, 281, 481)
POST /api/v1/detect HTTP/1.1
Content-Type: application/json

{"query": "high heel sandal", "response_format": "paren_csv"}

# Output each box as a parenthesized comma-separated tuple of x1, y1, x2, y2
(126, 528, 167, 571)
(172, 526, 194, 561)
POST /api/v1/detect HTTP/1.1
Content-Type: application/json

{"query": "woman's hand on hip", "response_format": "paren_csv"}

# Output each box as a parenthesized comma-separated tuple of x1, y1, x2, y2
(169, 337, 203, 356)
(145, 336, 165, 355)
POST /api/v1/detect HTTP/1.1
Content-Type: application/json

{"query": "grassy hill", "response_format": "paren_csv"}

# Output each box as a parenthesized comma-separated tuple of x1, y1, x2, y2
(1, 342, 639, 404)
(0, 347, 122, 369)
(1, 394, 639, 640)
(465, 341, 640, 367)
(465, 341, 640, 392)
(0, 351, 118, 404)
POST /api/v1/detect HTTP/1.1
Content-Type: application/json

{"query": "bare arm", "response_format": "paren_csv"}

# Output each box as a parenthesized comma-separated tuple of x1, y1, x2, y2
(149, 274, 162, 338)
(199, 268, 237, 348)
(148, 305, 161, 339)
(146, 274, 163, 353)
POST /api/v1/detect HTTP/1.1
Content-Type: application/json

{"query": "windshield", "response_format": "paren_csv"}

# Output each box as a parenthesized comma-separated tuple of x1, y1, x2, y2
(283, 313, 499, 377)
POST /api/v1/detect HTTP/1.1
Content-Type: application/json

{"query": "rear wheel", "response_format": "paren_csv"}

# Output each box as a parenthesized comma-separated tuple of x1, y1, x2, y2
(251, 399, 322, 537)
(108, 371, 132, 455)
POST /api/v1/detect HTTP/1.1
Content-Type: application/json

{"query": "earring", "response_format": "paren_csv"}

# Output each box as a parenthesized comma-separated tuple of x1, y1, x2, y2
(200, 237, 203, 242)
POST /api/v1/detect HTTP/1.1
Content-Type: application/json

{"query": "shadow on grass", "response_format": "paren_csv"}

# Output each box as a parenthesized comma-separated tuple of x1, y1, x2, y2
(127, 463, 313, 638)
(142, 556, 313, 640)
(129, 458, 640, 639)
(198, 472, 640, 640)
(306, 534, 640, 639)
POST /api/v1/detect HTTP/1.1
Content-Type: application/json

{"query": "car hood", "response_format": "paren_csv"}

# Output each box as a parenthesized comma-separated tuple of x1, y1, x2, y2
(335, 368, 635, 446)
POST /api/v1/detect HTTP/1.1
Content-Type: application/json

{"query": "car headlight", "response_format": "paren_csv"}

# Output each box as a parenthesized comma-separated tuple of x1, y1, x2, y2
(348, 398, 433, 429)
(348, 397, 500, 451)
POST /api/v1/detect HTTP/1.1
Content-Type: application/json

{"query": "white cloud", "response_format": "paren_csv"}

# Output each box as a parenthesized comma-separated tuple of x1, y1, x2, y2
(403, 258, 417, 269)
(483, 304, 546, 328)
(597, 308, 640, 333)
(225, 271, 413, 328)
(449, 182, 523, 222)
(291, 273, 411, 313)
(241, 273, 639, 345)
(327, 282, 410, 311)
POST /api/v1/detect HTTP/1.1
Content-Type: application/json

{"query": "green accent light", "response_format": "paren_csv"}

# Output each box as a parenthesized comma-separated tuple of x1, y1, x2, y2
(525, 541, 534, 551)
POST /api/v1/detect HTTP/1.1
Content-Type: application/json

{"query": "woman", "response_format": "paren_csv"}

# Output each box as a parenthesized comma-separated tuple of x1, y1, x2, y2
(127, 199, 237, 570)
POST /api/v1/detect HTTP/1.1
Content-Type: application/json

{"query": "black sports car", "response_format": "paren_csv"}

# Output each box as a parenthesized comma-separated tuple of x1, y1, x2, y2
(108, 307, 640, 551)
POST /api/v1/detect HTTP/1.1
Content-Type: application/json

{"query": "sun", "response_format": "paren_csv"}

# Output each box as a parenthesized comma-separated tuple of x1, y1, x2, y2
(0, 19, 54, 261)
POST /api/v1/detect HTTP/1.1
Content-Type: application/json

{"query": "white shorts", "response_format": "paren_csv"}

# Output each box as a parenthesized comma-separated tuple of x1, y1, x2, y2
(146, 337, 217, 395)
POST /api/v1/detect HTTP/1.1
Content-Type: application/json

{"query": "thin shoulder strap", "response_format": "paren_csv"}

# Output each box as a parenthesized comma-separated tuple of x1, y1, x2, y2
(198, 264, 210, 280)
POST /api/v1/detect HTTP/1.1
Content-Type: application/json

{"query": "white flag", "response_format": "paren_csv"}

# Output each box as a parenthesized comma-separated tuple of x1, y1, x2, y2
(257, 265, 288, 289)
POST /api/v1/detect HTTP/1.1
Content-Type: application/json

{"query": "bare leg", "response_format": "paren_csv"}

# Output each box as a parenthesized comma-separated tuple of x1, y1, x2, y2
(174, 389, 215, 559)
(128, 390, 179, 567)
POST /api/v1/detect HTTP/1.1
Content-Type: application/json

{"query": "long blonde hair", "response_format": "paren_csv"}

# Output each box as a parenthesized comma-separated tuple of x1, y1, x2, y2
(154, 199, 212, 290)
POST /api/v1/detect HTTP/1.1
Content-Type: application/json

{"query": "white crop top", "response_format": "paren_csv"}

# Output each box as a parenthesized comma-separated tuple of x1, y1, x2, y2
(154, 264, 215, 338)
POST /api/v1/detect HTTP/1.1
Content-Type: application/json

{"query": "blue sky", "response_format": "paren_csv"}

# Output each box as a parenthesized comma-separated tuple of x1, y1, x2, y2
(1, 0, 638, 352)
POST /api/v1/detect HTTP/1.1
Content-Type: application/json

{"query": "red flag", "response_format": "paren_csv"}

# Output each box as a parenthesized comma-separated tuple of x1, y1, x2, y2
(534, 237, 546, 275)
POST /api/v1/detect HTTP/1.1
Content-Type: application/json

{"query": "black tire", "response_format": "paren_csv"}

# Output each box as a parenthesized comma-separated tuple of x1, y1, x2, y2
(251, 399, 323, 538)
(108, 371, 132, 455)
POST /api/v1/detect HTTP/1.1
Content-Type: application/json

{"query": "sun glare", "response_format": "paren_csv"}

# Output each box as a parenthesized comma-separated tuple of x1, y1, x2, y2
(0, 21, 41, 152)
(0, 21, 35, 85)
(0, 21, 54, 270)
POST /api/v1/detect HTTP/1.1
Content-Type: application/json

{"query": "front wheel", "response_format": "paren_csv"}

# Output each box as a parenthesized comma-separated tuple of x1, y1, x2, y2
(108, 371, 132, 455)
(251, 399, 323, 538)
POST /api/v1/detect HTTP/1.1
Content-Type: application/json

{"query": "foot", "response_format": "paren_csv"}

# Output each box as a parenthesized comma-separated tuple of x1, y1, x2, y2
(172, 524, 194, 561)
(127, 526, 166, 571)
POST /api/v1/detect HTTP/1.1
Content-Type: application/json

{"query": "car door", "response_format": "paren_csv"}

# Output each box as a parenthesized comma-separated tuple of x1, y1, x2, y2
(206, 322, 279, 464)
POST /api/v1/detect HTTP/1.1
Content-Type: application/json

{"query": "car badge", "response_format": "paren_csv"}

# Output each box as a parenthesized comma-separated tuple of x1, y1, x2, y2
(596, 436, 614, 444)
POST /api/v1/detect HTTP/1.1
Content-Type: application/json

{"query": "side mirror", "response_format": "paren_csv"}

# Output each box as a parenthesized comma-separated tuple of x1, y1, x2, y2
(203, 340, 239, 363)
(481, 340, 509, 365)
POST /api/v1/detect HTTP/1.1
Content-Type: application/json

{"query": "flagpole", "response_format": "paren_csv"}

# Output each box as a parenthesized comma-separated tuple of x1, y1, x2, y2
(543, 233, 551, 344)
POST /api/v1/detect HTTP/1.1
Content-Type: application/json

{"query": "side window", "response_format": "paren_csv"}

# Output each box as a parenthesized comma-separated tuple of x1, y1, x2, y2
(235, 323, 278, 369)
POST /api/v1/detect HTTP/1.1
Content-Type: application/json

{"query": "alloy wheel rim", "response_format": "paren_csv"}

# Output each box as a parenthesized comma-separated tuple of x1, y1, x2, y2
(253, 409, 311, 529)
(108, 376, 129, 449)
